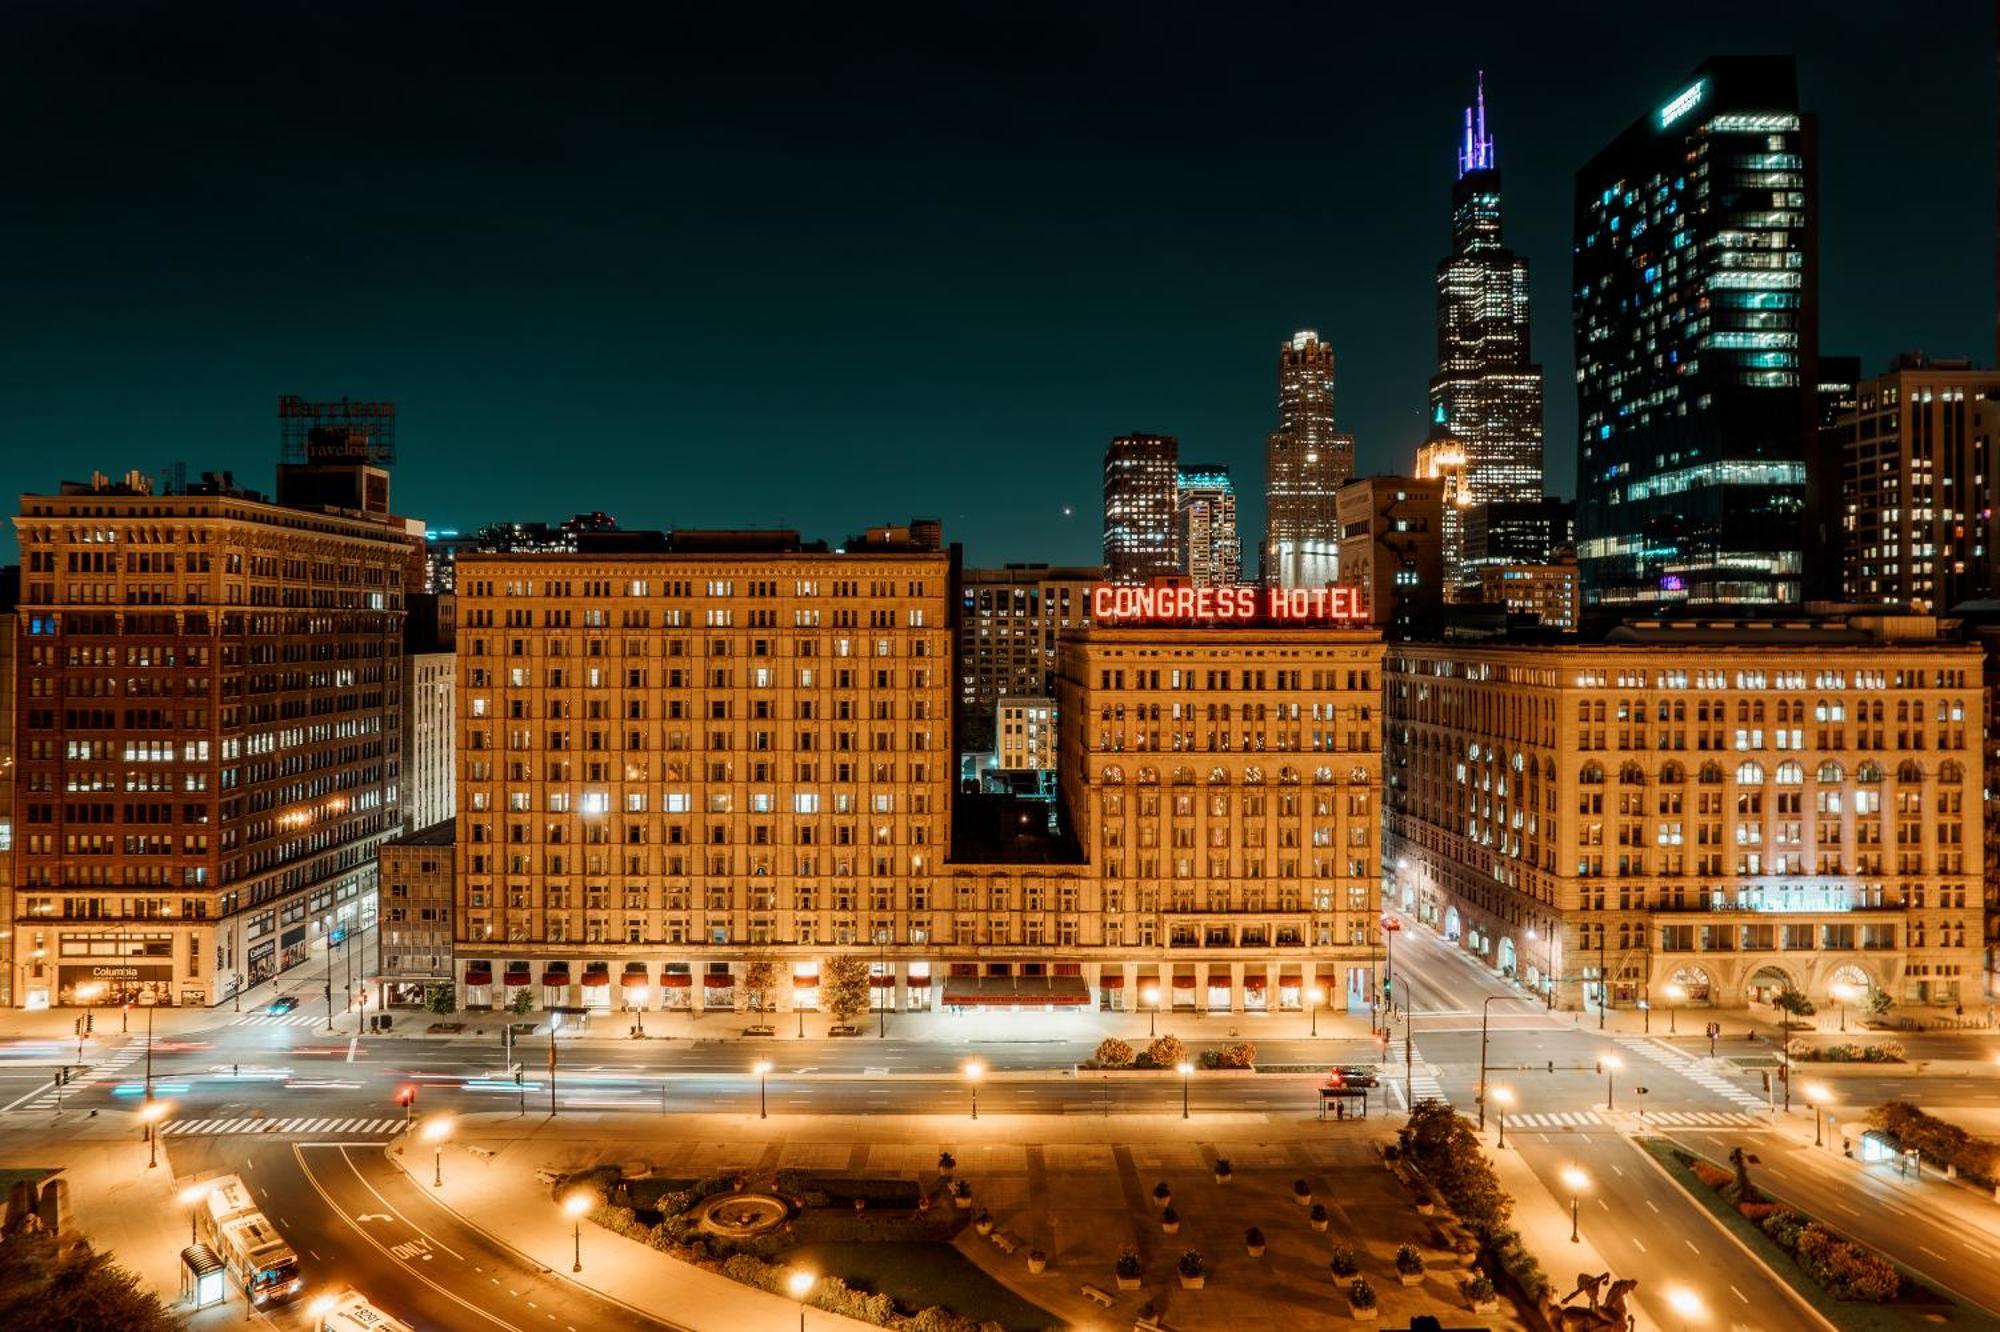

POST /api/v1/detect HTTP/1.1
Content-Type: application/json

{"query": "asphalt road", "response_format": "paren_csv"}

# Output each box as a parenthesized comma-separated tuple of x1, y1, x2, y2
(169, 1133, 686, 1332)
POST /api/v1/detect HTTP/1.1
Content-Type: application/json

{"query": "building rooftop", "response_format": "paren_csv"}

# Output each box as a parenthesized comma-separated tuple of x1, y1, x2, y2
(387, 818, 455, 848)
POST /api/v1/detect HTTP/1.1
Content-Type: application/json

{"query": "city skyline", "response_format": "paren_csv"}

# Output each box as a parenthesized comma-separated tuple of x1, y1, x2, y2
(1, 3, 1991, 570)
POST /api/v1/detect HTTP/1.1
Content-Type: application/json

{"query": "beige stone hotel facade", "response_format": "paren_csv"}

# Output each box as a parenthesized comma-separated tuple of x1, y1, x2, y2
(448, 532, 1389, 1019)
(1384, 613, 1984, 1013)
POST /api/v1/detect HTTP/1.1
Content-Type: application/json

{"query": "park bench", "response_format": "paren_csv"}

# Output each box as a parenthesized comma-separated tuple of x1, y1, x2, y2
(989, 1230, 1020, 1254)
(1080, 1283, 1115, 1308)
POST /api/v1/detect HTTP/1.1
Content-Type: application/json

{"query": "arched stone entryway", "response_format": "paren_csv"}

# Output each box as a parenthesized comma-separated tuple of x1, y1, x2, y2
(1744, 963, 1799, 1007)
(1443, 905, 1462, 943)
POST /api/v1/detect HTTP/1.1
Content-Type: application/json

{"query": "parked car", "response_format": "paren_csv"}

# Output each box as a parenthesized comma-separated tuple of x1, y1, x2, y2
(265, 995, 299, 1015)
(1326, 1064, 1379, 1088)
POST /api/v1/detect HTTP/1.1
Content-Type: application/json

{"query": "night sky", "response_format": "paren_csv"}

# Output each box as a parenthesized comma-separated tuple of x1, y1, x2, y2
(3, 1, 1991, 567)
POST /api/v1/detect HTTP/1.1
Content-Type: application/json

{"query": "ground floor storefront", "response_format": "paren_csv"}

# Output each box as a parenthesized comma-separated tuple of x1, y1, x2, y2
(444, 952, 1383, 1019)
(13, 864, 380, 1009)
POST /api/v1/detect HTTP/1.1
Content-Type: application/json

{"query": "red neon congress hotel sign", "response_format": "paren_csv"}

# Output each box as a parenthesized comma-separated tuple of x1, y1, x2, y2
(1090, 584, 1365, 624)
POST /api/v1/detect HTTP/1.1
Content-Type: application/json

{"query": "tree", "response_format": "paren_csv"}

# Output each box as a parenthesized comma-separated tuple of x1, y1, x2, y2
(821, 954, 872, 1024)
(1867, 988, 1894, 1018)
(742, 958, 778, 1014)
(1146, 1034, 1188, 1069)
(0, 1232, 184, 1332)
(1092, 1037, 1135, 1068)
(508, 987, 535, 1016)
(427, 983, 458, 1016)
(1771, 988, 1817, 1025)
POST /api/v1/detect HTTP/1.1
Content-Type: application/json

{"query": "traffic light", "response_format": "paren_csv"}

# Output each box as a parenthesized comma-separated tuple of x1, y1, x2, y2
(83, 1013, 93, 1035)
(395, 1084, 417, 1109)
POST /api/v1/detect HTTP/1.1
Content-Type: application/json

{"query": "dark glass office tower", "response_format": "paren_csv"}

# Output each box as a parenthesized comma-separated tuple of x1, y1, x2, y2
(1429, 74, 1544, 508)
(1573, 56, 1817, 607)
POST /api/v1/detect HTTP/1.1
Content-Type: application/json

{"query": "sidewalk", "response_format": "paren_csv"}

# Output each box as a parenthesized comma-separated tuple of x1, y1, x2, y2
(0, 1109, 249, 1329)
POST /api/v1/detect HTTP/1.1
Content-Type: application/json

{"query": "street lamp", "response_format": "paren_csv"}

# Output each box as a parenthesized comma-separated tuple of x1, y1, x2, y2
(630, 985, 650, 1037)
(176, 1183, 210, 1244)
(788, 1270, 815, 1332)
(1805, 1082, 1830, 1147)
(307, 1294, 338, 1332)
(964, 1059, 984, 1120)
(1830, 982, 1857, 1034)
(138, 1099, 171, 1170)
(1561, 1165, 1589, 1243)
(1598, 1052, 1622, 1111)
(753, 1060, 773, 1119)
(1307, 985, 1324, 1038)
(1665, 1285, 1705, 1332)
(1142, 985, 1160, 1037)
(1665, 983, 1686, 1035)
(1176, 1061, 1193, 1119)
(422, 1114, 454, 1187)
(563, 1191, 591, 1272)
(1491, 1087, 1514, 1150)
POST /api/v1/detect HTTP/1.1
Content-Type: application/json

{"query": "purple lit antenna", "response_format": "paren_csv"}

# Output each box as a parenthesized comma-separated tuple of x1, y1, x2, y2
(1457, 71, 1495, 178)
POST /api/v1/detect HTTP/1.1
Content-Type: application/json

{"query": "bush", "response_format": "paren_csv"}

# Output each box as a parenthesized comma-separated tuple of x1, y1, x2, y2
(1759, 1209, 1808, 1252)
(1091, 1037, 1135, 1069)
(1293, 1178, 1312, 1198)
(1244, 1226, 1265, 1248)
(1161, 1205, 1179, 1225)
(1397, 1101, 1512, 1239)
(1490, 1229, 1551, 1304)
(1394, 1244, 1424, 1276)
(1309, 1202, 1328, 1222)
(1868, 1101, 2000, 1186)
(1465, 1275, 1496, 1303)
(1789, 1040, 1905, 1063)
(1329, 1245, 1359, 1277)
(1152, 1180, 1173, 1201)
(1215, 1041, 1257, 1069)
(1145, 1034, 1189, 1069)
(1177, 1249, 1205, 1278)
(1690, 1160, 1733, 1191)
(1214, 1157, 1232, 1176)
(1116, 1247, 1142, 1278)
(1796, 1224, 1900, 1301)
(1348, 1278, 1377, 1310)
(1736, 1201, 1788, 1222)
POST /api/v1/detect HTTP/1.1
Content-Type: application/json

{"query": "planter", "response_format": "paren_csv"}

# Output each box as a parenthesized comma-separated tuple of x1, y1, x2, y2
(1311, 1217, 1329, 1233)
(1398, 1272, 1424, 1287)
(1414, 1201, 1435, 1216)
(1214, 1172, 1233, 1185)
(1152, 1193, 1173, 1209)
(952, 1196, 972, 1210)
(1162, 1220, 1180, 1235)
(1178, 1273, 1206, 1290)
(1246, 1243, 1266, 1257)
(1348, 1306, 1378, 1322)
(1116, 1275, 1143, 1292)
(975, 1218, 994, 1236)
(1027, 1256, 1047, 1275)
(1471, 1298, 1500, 1314)
(1294, 1192, 1313, 1207)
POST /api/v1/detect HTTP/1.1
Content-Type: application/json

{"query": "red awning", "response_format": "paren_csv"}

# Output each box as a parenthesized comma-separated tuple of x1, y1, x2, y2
(464, 965, 493, 985)
(1279, 971, 1303, 984)
(702, 974, 734, 989)
(619, 972, 647, 989)
(940, 975, 1091, 1007)
(540, 971, 568, 987)
(1053, 962, 1082, 977)
(1172, 976, 1196, 990)
(504, 971, 530, 986)
(1100, 974, 1125, 989)
(870, 975, 894, 987)
(1243, 975, 1267, 990)
(660, 973, 693, 988)
(581, 970, 611, 987)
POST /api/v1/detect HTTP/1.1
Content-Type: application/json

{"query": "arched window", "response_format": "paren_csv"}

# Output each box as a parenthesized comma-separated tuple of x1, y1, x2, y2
(1136, 766, 1159, 785)
(1278, 766, 1300, 785)
(1659, 761, 1685, 784)
(1313, 766, 1333, 784)
(1857, 761, 1883, 783)
(1578, 763, 1604, 785)
(1618, 762, 1646, 786)
(1897, 760, 1924, 783)
(1243, 766, 1264, 784)
(1102, 765, 1124, 785)
(1348, 767, 1369, 784)
(1940, 759, 1964, 784)
(1207, 766, 1228, 785)
(1698, 762, 1724, 785)
(1171, 766, 1195, 786)
(1735, 761, 1765, 785)
(1816, 761, 1844, 784)
(1775, 761, 1804, 785)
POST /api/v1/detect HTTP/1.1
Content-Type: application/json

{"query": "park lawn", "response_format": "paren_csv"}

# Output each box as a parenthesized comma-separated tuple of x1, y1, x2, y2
(1639, 1138, 1952, 1332)
(787, 1241, 1056, 1332)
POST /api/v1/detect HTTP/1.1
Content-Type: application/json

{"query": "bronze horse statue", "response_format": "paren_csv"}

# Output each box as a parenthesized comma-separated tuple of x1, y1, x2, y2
(1551, 1272, 1639, 1331)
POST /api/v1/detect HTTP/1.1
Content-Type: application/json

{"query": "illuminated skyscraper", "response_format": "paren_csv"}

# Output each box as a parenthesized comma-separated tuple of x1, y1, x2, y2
(1264, 331, 1353, 588)
(1102, 433, 1180, 584)
(1428, 75, 1543, 508)
(1413, 426, 1471, 600)
(1573, 56, 1817, 607)
(1175, 463, 1240, 588)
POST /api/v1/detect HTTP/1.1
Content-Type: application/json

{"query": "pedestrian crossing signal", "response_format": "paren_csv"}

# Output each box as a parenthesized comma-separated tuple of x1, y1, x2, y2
(395, 1084, 417, 1107)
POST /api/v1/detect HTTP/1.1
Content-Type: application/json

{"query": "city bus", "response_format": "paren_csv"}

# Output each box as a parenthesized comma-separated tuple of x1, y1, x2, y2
(320, 1290, 417, 1332)
(201, 1173, 305, 1308)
